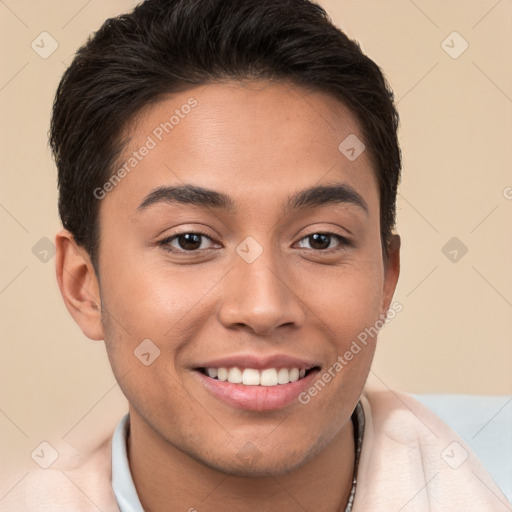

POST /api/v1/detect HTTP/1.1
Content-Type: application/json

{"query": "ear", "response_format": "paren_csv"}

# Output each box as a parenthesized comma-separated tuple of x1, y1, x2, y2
(380, 234, 401, 316)
(55, 229, 104, 341)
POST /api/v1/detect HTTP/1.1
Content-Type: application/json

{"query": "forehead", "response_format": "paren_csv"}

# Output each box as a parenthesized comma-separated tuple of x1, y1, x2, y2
(104, 80, 379, 217)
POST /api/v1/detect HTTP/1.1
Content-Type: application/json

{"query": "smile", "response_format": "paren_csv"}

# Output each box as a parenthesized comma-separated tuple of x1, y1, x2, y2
(194, 365, 321, 411)
(199, 366, 313, 386)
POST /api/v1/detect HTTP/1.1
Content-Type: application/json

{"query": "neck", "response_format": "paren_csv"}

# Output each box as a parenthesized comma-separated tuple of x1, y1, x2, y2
(128, 408, 355, 512)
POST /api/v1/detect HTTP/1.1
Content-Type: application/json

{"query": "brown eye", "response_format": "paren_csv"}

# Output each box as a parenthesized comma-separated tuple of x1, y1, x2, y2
(176, 233, 202, 250)
(308, 233, 330, 250)
(159, 231, 217, 253)
(296, 233, 351, 252)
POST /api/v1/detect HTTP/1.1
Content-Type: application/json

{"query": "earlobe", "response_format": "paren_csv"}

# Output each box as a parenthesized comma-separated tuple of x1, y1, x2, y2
(381, 233, 401, 316)
(55, 229, 104, 341)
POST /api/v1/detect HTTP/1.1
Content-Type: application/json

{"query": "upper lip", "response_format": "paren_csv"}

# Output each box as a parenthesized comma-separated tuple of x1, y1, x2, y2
(194, 353, 320, 370)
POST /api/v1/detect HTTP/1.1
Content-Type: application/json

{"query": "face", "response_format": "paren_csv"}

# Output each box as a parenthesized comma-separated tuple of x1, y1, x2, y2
(92, 80, 399, 476)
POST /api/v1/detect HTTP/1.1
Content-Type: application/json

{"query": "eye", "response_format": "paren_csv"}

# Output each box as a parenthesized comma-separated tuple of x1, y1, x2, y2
(158, 230, 351, 255)
(295, 232, 351, 252)
(158, 231, 218, 253)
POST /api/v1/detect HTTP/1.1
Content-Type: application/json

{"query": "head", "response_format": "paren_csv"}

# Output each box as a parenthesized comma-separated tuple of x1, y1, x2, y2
(53, 0, 401, 476)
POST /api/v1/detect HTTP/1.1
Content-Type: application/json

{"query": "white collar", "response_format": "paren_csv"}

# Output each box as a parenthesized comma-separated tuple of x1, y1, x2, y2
(111, 413, 145, 512)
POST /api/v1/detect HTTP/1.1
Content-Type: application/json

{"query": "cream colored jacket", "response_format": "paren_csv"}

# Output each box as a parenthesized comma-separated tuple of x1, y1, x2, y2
(2, 386, 510, 511)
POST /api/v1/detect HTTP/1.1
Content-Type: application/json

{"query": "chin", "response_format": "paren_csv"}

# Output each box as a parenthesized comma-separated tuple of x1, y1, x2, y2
(210, 459, 305, 478)
(199, 443, 318, 478)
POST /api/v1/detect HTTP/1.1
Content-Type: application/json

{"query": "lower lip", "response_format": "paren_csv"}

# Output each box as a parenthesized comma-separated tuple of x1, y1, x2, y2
(193, 369, 320, 411)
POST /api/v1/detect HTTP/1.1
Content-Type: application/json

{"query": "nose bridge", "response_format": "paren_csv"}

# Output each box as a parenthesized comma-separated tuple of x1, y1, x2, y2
(218, 236, 305, 334)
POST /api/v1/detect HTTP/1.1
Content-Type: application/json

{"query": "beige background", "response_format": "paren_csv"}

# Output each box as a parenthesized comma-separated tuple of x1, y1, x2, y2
(1, 0, 511, 490)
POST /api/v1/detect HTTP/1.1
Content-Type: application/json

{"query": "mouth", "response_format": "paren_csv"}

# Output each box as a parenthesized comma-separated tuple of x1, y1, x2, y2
(193, 364, 322, 411)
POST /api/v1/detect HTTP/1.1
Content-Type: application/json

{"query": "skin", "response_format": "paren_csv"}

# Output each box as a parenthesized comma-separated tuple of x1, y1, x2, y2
(55, 80, 400, 512)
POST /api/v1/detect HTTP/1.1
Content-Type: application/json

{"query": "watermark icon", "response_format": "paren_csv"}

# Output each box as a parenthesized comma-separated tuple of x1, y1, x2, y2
(298, 301, 403, 405)
(134, 338, 161, 366)
(441, 441, 468, 469)
(441, 236, 468, 263)
(503, 186, 512, 200)
(237, 441, 263, 467)
(441, 31, 468, 59)
(31, 441, 59, 469)
(236, 236, 264, 264)
(32, 236, 56, 263)
(31, 31, 58, 59)
(93, 97, 198, 200)
(338, 134, 366, 161)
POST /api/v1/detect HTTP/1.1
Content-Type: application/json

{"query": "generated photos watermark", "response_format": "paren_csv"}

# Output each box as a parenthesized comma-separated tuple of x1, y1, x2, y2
(298, 301, 403, 405)
(93, 97, 198, 200)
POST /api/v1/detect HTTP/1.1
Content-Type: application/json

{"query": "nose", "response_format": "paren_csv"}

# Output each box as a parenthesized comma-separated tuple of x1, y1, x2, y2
(218, 247, 306, 337)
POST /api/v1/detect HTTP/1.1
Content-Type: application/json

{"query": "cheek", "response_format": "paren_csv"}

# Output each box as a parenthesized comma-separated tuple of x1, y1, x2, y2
(308, 257, 384, 332)
(99, 248, 201, 332)
(99, 252, 230, 378)
(305, 258, 384, 402)
(297, 263, 383, 418)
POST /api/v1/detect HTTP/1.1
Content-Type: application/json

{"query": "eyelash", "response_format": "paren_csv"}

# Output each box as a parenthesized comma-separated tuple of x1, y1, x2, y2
(157, 230, 352, 255)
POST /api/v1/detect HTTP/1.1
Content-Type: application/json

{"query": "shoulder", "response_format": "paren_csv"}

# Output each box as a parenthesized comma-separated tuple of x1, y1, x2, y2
(1, 433, 119, 512)
(353, 384, 511, 511)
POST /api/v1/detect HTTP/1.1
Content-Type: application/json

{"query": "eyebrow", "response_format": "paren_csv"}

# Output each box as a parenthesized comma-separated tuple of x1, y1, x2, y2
(136, 183, 368, 216)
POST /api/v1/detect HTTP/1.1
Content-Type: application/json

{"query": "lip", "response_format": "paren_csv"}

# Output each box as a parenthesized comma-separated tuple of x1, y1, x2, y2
(193, 353, 319, 371)
(193, 366, 321, 411)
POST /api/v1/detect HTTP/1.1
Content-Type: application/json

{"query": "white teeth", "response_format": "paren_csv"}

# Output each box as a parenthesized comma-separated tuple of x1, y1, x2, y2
(227, 367, 243, 384)
(260, 368, 278, 386)
(277, 368, 290, 384)
(242, 368, 260, 386)
(204, 366, 311, 386)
